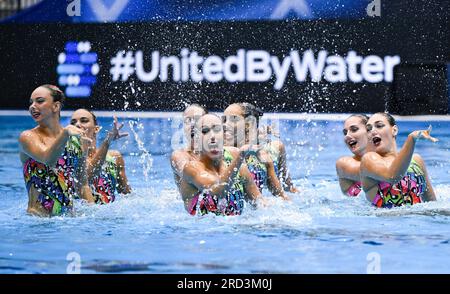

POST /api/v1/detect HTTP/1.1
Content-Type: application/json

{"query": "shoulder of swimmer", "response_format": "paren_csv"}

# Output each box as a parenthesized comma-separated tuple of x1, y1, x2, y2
(336, 156, 360, 176)
(411, 153, 426, 171)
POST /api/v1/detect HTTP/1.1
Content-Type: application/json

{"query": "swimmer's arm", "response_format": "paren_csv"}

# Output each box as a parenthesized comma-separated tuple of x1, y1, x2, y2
(74, 148, 95, 202)
(86, 133, 114, 181)
(19, 129, 70, 166)
(170, 150, 190, 177)
(277, 142, 298, 192)
(183, 158, 241, 199)
(338, 178, 357, 195)
(113, 151, 131, 194)
(79, 184, 96, 203)
(240, 165, 263, 203)
(336, 157, 361, 182)
(261, 151, 289, 200)
(361, 135, 416, 184)
(413, 154, 436, 201)
(88, 117, 128, 181)
(336, 157, 362, 194)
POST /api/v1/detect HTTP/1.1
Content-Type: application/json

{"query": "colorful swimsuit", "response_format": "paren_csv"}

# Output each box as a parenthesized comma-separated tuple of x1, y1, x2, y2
(91, 154, 119, 204)
(372, 159, 427, 208)
(188, 149, 246, 216)
(347, 181, 362, 197)
(23, 136, 83, 216)
(246, 154, 268, 192)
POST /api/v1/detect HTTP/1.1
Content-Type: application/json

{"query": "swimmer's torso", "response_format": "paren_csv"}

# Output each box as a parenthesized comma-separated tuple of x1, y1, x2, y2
(90, 153, 119, 204)
(183, 149, 246, 216)
(364, 156, 427, 208)
(22, 136, 83, 216)
(245, 153, 268, 192)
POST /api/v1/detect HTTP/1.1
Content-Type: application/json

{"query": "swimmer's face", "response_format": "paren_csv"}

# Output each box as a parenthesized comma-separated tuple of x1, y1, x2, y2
(183, 105, 205, 142)
(223, 104, 246, 147)
(70, 109, 99, 140)
(343, 116, 368, 156)
(29, 87, 60, 122)
(366, 113, 398, 154)
(196, 115, 223, 160)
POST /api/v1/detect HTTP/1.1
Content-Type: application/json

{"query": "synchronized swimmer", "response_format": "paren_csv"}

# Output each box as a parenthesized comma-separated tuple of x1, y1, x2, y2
(20, 85, 131, 217)
(336, 112, 437, 207)
(19, 85, 440, 217)
(70, 109, 131, 204)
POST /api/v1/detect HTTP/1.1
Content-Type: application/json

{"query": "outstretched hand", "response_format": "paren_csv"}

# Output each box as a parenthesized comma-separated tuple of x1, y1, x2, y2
(108, 116, 129, 141)
(412, 125, 438, 143)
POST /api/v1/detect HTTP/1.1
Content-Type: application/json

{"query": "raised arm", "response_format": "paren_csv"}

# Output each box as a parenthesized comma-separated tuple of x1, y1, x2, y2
(361, 129, 437, 184)
(183, 148, 250, 198)
(19, 125, 84, 166)
(276, 141, 298, 193)
(259, 150, 289, 200)
(86, 116, 128, 180)
(113, 151, 131, 194)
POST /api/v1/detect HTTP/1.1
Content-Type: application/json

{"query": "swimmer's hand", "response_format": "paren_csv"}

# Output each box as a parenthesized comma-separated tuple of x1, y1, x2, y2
(280, 194, 291, 201)
(411, 125, 438, 143)
(239, 144, 262, 157)
(107, 116, 129, 141)
(255, 196, 269, 208)
(289, 186, 300, 193)
(64, 125, 93, 145)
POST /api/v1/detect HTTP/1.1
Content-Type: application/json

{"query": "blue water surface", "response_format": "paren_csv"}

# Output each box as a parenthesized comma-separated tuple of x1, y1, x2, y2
(0, 114, 449, 274)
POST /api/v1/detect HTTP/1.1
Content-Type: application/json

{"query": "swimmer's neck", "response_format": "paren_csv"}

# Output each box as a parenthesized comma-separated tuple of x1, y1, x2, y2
(36, 116, 63, 137)
(200, 154, 222, 170)
(353, 154, 363, 161)
(378, 146, 398, 158)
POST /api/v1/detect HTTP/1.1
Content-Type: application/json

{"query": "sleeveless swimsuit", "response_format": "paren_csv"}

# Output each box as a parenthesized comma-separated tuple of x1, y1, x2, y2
(372, 159, 427, 208)
(23, 136, 83, 216)
(347, 181, 362, 197)
(245, 154, 268, 192)
(188, 149, 246, 216)
(91, 154, 119, 204)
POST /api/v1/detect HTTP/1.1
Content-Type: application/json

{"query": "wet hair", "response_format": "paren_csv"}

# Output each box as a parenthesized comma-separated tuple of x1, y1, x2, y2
(77, 108, 98, 125)
(346, 114, 369, 125)
(238, 102, 264, 129)
(237, 102, 264, 144)
(40, 84, 65, 108)
(184, 103, 208, 115)
(374, 112, 396, 126)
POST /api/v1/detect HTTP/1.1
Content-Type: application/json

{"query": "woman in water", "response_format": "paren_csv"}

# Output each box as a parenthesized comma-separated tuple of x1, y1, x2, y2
(171, 104, 207, 190)
(19, 85, 89, 217)
(360, 113, 437, 208)
(335, 114, 370, 197)
(223, 103, 288, 200)
(258, 124, 299, 193)
(70, 109, 131, 204)
(179, 114, 264, 215)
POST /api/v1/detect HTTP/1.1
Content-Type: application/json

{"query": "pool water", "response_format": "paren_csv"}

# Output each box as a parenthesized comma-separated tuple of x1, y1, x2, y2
(0, 114, 449, 274)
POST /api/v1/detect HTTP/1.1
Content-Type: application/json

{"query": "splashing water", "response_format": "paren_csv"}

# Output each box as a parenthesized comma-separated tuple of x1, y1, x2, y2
(128, 119, 153, 183)
(1, 116, 449, 274)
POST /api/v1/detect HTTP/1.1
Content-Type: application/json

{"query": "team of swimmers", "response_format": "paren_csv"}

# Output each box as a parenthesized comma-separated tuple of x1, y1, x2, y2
(20, 84, 438, 217)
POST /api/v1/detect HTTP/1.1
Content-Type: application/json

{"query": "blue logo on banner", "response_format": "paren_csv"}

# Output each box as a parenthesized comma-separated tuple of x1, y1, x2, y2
(57, 41, 99, 98)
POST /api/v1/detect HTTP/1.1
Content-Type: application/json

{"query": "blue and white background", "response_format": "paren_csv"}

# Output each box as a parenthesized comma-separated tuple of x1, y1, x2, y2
(4, 0, 369, 23)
